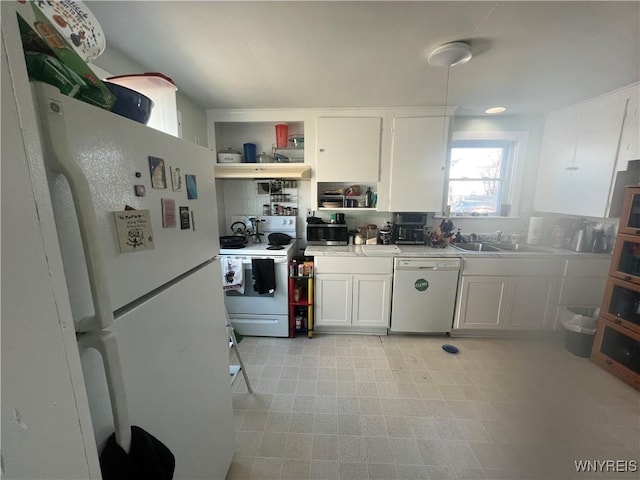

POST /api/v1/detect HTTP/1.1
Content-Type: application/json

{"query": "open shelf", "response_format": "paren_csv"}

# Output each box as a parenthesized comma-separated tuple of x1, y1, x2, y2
(289, 258, 314, 338)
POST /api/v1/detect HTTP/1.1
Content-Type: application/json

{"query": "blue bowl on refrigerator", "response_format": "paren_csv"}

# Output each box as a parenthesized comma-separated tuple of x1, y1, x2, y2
(103, 81, 154, 124)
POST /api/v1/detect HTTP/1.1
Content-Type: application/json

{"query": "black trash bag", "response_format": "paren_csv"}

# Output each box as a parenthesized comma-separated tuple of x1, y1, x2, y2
(99, 425, 175, 480)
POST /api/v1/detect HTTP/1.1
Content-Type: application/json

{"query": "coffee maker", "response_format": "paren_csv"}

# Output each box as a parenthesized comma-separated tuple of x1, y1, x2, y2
(391, 213, 427, 244)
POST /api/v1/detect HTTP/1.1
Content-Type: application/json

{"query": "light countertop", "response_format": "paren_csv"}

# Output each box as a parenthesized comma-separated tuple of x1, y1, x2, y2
(304, 244, 612, 259)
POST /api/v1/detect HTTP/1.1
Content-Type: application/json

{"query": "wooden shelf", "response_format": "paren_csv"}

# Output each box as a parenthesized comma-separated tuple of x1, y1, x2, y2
(609, 233, 640, 285)
(591, 317, 640, 389)
(214, 163, 311, 179)
(592, 186, 640, 390)
(616, 186, 640, 235)
(599, 277, 640, 335)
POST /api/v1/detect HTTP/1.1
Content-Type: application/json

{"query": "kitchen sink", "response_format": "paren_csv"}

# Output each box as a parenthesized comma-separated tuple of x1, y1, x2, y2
(485, 242, 552, 253)
(452, 242, 502, 252)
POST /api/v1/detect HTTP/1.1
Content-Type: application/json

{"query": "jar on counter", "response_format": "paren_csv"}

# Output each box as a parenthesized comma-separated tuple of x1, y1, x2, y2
(263, 204, 270, 216)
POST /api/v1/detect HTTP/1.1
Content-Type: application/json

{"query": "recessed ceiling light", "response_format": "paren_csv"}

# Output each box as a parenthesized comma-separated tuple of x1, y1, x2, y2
(485, 107, 506, 114)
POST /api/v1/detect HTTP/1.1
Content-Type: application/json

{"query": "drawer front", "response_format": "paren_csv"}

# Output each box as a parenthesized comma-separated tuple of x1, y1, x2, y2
(462, 257, 563, 277)
(563, 257, 611, 277)
(559, 277, 607, 305)
(315, 256, 392, 275)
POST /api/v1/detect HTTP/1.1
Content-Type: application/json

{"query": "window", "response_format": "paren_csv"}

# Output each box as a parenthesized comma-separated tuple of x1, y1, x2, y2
(446, 132, 526, 217)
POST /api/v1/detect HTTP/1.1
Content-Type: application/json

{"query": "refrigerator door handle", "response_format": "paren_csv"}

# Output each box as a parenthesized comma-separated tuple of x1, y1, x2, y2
(32, 83, 114, 332)
(78, 330, 132, 454)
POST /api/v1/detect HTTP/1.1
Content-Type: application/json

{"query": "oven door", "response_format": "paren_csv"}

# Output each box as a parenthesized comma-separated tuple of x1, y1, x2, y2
(222, 255, 289, 337)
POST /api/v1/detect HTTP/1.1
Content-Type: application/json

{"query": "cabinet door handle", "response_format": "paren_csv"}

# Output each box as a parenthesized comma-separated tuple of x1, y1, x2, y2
(566, 166, 579, 171)
(319, 148, 325, 153)
(624, 275, 632, 281)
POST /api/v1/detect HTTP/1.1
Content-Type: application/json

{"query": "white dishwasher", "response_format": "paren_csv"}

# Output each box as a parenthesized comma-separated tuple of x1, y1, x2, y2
(390, 257, 461, 333)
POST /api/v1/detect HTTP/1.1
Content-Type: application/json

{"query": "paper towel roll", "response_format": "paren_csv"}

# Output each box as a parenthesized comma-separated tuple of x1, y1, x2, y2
(526, 217, 544, 244)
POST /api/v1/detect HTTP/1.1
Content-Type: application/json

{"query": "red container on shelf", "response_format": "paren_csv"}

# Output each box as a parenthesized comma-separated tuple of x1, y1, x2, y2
(275, 124, 289, 148)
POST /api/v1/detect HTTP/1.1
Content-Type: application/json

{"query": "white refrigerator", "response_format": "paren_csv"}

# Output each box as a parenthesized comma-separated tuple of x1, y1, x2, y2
(41, 79, 235, 478)
(1, 7, 235, 476)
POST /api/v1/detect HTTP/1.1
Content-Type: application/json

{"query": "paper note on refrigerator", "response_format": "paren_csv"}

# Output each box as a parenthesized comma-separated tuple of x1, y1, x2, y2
(113, 209, 155, 253)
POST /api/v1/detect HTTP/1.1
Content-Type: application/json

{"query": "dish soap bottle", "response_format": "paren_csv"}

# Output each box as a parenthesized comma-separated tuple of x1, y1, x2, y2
(364, 187, 373, 208)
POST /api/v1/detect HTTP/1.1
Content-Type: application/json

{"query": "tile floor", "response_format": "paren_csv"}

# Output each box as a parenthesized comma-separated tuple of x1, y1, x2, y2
(226, 334, 639, 480)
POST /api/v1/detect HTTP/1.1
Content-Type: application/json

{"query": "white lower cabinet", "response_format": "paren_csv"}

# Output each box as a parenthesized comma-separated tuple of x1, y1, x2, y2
(316, 273, 391, 329)
(503, 276, 559, 330)
(454, 258, 563, 331)
(455, 276, 508, 329)
(352, 274, 392, 327)
(315, 257, 392, 332)
(315, 274, 352, 327)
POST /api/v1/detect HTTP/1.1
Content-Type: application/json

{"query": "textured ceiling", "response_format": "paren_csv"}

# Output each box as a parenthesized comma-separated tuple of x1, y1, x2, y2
(88, 1, 640, 116)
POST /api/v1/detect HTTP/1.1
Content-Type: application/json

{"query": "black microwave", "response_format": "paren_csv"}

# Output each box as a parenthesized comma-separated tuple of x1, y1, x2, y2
(307, 224, 349, 245)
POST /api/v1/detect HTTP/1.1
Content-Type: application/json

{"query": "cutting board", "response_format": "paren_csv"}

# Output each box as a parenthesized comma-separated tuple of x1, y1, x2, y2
(361, 245, 402, 255)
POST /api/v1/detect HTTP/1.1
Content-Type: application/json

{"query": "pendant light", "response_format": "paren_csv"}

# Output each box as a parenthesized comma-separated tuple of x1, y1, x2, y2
(427, 42, 472, 67)
(427, 42, 472, 143)
(427, 41, 472, 216)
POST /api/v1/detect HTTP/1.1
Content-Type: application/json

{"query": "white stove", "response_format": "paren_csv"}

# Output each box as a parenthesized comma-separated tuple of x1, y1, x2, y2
(219, 215, 298, 337)
(219, 241, 297, 256)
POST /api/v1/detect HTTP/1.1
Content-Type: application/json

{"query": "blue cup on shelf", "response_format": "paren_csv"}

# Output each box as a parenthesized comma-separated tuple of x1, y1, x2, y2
(243, 143, 257, 163)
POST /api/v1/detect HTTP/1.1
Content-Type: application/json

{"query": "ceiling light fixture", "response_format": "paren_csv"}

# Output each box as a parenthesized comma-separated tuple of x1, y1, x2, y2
(485, 107, 506, 114)
(427, 41, 473, 150)
(427, 42, 472, 67)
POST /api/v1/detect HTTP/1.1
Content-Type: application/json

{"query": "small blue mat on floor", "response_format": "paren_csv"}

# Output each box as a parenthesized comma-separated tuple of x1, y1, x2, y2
(442, 344, 459, 354)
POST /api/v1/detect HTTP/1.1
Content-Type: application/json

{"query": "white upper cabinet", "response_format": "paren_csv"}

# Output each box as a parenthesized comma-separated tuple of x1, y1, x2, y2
(534, 88, 630, 217)
(316, 117, 382, 182)
(389, 116, 448, 212)
(616, 85, 640, 166)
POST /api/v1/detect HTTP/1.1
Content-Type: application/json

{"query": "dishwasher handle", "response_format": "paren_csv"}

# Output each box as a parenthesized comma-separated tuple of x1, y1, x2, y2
(395, 258, 461, 271)
(396, 266, 460, 271)
(415, 266, 459, 271)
